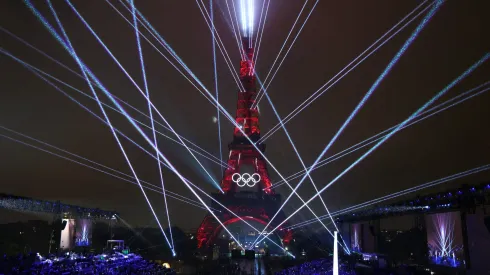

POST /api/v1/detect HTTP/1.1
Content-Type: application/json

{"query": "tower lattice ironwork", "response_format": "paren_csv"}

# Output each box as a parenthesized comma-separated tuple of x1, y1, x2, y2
(196, 37, 292, 249)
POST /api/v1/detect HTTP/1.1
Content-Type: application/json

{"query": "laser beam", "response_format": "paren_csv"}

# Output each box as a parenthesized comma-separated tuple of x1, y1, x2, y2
(3, 51, 227, 172)
(252, 52, 489, 245)
(253, 0, 270, 65)
(268, 82, 490, 190)
(27, 0, 243, 248)
(130, 0, 174, 251)
(225, 0, 246, 59)
(112, 0, 222, 108)
(0, 46, 224, 210)
(253, 0, 318, 109)
(74, 0, 342, 248)
(0, 26, 230, 170)
(65, 0, 223, 192)
(0, 51, 225, 214)
(287, 164, 490, 230)
(0, 131, 217, 212)
(251, 0, 444, 248)
(258, 0, 434, 143)
(210, 0, 225, 179)
(196, 0, 246, 92)
(257, 67, 349, 251)
(46, 0, 174, 252)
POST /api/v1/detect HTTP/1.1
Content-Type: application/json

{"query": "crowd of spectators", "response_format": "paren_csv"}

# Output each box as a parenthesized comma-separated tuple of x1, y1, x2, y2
(0, 252, 175, 274)
(275, 258, 356, 275)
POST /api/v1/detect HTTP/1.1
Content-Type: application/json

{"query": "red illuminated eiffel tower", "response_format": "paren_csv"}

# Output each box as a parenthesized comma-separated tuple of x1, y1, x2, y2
(196, 38, 292, 250)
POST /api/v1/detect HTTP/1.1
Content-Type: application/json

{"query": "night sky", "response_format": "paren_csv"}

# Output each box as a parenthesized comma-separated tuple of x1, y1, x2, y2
(1, 0, 489, 231)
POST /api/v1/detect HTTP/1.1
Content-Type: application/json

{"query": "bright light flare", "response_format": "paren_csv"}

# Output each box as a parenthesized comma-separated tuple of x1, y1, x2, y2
(430, 213, 456, 257)
(240, 0, 254, 37)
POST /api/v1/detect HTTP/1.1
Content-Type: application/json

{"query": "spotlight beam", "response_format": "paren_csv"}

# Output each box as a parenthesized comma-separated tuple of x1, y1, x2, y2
(65, 0, 223, 192)
(252, 0, 319, 109)
(252, 52, 489, 245)
(225, 0, 246, 59)
(268, 82, 490, 190)
(0, 26, 230, 170)
(287, 164, 490, 230)
(251, 0, 444, 248)
(27, 1, 243, 249)
(130, 0, 174, 250)
(258, 0, 433, 143)
(45, 0, 174, 252)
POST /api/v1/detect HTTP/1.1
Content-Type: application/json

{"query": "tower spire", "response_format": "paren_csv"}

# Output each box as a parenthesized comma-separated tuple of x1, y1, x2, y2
(233, 36, 260, 143)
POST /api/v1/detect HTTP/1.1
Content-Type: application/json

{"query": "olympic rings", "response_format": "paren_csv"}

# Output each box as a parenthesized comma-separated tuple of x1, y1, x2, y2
(231, 173, 261, 187)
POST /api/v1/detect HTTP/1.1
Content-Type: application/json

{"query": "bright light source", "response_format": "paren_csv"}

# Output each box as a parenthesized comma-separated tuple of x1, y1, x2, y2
(240, 0, 254, 37)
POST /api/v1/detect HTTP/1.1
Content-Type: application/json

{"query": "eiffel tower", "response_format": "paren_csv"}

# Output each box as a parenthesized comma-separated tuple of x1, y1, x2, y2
(196, 37, 292, 250)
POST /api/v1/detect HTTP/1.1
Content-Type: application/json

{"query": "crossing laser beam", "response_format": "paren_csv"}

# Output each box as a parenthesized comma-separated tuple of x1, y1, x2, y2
(196, 0, 246, 92)
(0, 131, 217, 212)
(251, 0, 444, 248)
(252, 52, 489, 245)
(252, 0, 314, 107)
(210, 0, 225, 180)
(27, 0, 242, 249)
(120, 3, 327, 237)
(111, 0, 222, 110)
(0, 46, 228, 210)
(43, 0, 356, 250)
(242, 74, 350, 252)
(0, 48, 228, 172)
(257, 70, 349, 251)
(258, 0, 434, 143)
(45, 0, 174, 252)
(287, 164, 490, 230)
(130, 0, 175, 251)
(253, 0, 270, 65)
(2, 53, 226, 215)
(0, 26, 230, 170)
(65, 0, 223, 192)
(253, 0, 318, 109)
(268, 82, 490, 190)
